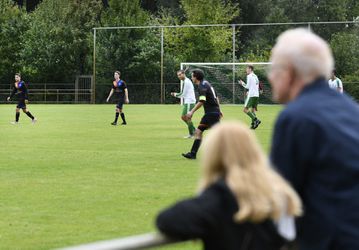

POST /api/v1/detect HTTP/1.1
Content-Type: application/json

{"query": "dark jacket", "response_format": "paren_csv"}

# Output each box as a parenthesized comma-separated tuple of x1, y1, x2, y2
(271, 78, 359, 250)
(156, 179, 287, 250)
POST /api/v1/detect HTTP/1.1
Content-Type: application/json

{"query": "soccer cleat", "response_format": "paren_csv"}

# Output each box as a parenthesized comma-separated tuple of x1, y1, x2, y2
(111, 122, 117, 126)
(184, 134, 194, 139)
(250, 121, 255, 129)
(121, 122, 127, 125)
(182, 152, 196, 159)
(253, 119, 261, 129)
(10, 121, 19, 125)
(32, 118, 37, 124)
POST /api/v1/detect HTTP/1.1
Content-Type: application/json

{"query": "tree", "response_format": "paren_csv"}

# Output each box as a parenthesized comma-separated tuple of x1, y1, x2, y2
(20, 0, 103, 82)
(330, 31, 359, 76)
(0, 0, 28, 83)
(159, 0, 240, 63)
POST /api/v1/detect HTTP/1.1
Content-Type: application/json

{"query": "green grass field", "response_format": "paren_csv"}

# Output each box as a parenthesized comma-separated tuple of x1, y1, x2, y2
(0, 104, 282, 250)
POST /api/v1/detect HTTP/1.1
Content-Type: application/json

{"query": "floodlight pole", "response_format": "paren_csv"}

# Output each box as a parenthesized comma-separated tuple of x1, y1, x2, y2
(232, 24, 236, 104)
(92, 29, 96, 104)
(160, 27, 164, 104)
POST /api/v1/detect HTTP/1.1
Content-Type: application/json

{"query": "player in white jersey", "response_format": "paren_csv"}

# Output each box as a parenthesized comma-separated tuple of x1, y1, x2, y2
(239, 65, 261, 129)
(328, 69, 343, 93)
(171, 70, 196, 138)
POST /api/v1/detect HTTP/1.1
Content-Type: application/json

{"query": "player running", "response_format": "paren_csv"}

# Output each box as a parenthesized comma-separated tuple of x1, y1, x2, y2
(106, 71, 129, 125)
(239, 65, 261, 129)
(7, 73, 37, 124)
(171, 70, 196, 138)
(182, 69, 222, 160)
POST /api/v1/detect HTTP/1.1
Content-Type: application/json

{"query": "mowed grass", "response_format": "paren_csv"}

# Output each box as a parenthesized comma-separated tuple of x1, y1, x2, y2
(0, 104, 282, 250)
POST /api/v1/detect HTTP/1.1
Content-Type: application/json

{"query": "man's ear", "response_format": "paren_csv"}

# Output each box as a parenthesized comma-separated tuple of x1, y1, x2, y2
(287, 64, 296, 88)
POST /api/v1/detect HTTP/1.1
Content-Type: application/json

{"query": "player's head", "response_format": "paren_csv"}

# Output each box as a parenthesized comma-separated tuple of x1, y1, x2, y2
(191, 69, 204, 84)
(114, 71, 121, 79)
(246, 65, 254, 74)
(198, 121, 302, 222)
(15, 73, 21, 81)
(269, 28, 333, 104)
(176, 70, 186, 81)
(331, 69, 337, 79)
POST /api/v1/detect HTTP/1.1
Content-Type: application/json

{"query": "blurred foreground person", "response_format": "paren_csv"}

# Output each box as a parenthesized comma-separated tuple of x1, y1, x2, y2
(157, 121, 302, 250)
(269, 28, 359, 250)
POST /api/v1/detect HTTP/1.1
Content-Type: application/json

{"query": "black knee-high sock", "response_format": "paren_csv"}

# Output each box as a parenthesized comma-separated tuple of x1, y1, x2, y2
(114, 112, 119, 123)
(26, 111, 34, 120)
(120, 113, 126, 123)
(190, 139, 201, 156)
(16, 112, 20, 122)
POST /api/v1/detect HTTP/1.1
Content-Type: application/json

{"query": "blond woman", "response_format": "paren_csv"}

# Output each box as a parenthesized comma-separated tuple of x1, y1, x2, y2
(157, 121, 302, 250)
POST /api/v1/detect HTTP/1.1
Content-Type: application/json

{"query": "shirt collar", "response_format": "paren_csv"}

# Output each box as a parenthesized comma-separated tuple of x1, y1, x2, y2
(300, 77, 328, 95)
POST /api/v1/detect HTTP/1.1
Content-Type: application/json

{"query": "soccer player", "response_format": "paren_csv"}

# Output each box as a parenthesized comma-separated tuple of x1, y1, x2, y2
(171, 70, 196, 138)
(182, 69, 222, 160)
(239, 65, 261, 129)
(106, 71, 129, 125)
(7, 73, 37, 124)
(328, 69, 343, 93)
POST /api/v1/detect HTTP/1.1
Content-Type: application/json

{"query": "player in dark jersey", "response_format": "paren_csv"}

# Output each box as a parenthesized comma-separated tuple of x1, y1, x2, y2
(182, 69, 222, 159)
(7, 73, 37, 124)
(106, 71, 129, 125)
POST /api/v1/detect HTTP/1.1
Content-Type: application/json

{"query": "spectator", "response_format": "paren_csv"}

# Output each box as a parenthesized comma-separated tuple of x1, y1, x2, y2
(269, 28, 359, 250)
(157, 121, 302, 250)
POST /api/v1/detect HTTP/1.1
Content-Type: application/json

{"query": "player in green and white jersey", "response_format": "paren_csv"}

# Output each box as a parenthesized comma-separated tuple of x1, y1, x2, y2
(328, 69, 343, 93)
(239, 65, 261, 129)
(171, 70, 196, 138)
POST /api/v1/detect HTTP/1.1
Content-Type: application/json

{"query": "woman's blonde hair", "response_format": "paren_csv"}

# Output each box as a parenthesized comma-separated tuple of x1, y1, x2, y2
(198, 121, 302, 223)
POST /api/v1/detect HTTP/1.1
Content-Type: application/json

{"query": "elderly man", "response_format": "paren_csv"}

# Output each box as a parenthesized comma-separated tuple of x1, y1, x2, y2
(269, 28, 359, 250)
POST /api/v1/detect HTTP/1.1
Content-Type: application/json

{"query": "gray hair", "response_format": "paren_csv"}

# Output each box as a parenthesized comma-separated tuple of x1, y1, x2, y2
(273, 28, 334, 81)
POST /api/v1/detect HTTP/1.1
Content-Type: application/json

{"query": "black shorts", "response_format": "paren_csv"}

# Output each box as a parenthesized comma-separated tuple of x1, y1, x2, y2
(17, 100, 26, 109)
(198, 113, 220, 132)
(116, 101, 124, 109)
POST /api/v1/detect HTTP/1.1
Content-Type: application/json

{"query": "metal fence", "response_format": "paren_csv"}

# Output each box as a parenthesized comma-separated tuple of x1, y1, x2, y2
(0, 75, 93, 104)
(57, 232, 178, 250)
(93, 20, 359, 104)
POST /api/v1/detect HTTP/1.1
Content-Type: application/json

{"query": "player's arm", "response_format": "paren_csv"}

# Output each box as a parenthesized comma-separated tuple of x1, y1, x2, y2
(216, 97, 223, 118)
(337, 79, 343, 93)
(188, 101, 203, 117)
(106, 88, 114, 102)
(124, 88, 129, 104)
(7, 86, 16, 101)
(23, 84, 29, 103)
(187, 95, 205, 119)
(239, 78, 248, 89)
(171, 81, 185, 98)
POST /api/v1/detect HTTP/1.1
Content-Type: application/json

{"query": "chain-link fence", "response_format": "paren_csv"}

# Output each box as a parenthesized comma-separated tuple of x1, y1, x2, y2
(92, 21, 359, 104)
(1, 21, 357, 104)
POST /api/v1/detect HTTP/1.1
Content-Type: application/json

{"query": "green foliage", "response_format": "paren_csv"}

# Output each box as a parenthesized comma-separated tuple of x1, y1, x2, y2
(0, 0, 358, 102)
(159, 0, 240, 62)
(96, 0, 158, 87)
(0, 0, 28, 83)
(20, 0, 103, 82)
(343, 72, 359, 99)
(330, 32, 359, 76)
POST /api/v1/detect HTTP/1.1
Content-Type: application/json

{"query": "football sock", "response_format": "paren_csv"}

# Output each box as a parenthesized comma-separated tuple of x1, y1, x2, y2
(25, 111, 34, 120)
(114, 112, 119, 123)
(120, 113, 126, 123)
(16, 112, 20, 122)
(188, 121, 196, 135)
(190, 139, 201, 156)
(247, 112, 256, 121)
